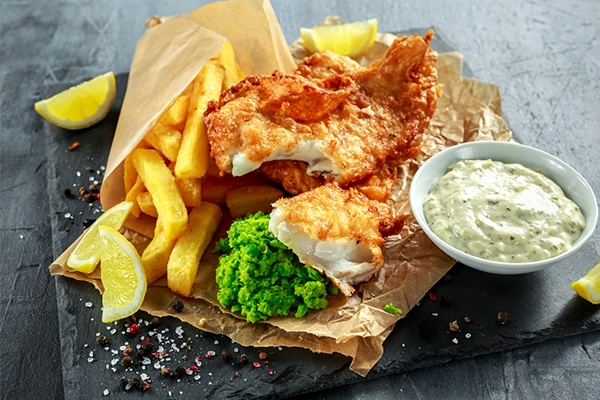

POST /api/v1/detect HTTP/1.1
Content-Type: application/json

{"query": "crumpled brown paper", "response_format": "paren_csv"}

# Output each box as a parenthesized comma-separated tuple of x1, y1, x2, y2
(49, 1, 512, 377)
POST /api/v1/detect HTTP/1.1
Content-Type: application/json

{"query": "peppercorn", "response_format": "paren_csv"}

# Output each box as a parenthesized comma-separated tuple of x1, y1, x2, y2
(119, 378, 129, 390)
(96, 335, 109, 346)
(161, 367, 172, 377)
(235, 371, 241, 377)
(151, 317, 160, 327)
(140, 381, 150, 391)
(143, 342, 154, 354)
(464, 316, 472, 323)
(239, 354, 249, 366)
(449, 320, 460, 332)
(64, 188, 72, 198)
(86, 167, 95, 173)
(174, 366, 186, 377)
(172, 300, 184, 313)
(258, 351, 268, 360)
(137, 349, 146, 358)
(129, 323, 140, 335)
(221, 349, 232, 362)
(123, 345, 132, 356)
(497, 311, 509, 325)
(441, 294, 451, 304)
(130, 378, 141, 390)
(443, 273, 452, 282)
(122, 356, 132, 367)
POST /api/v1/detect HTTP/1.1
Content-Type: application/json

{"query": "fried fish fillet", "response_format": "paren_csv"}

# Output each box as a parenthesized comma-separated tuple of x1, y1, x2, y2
(205, 30, 440, 186)
(268, 183, 405, 296)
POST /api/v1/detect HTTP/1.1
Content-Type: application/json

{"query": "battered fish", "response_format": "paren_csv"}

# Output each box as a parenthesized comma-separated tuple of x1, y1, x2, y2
(268, 183, 405, 296)
(205, 30, 440, 186)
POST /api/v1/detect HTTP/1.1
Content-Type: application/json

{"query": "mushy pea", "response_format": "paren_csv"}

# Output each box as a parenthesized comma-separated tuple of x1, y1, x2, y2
(423, 159, 585, 263)
(215, 212, 335, 323)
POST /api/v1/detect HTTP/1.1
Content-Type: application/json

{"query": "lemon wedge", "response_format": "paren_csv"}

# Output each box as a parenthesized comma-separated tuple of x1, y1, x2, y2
(67, 201, 133, 274)
(34, 71, 116, 130)
(571, 262, 600, 304)
(99, 226, 147, 322)
(300, 19, 378, 57)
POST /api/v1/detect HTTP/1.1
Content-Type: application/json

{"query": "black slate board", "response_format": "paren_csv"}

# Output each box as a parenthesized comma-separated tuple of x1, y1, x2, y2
(45, 30, 600, 399)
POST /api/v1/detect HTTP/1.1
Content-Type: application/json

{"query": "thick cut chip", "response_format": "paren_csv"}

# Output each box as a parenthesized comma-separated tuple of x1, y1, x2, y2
(167, 202, 222, 297)
(175, 60, 225, 179)
(160, 94, 190, 131)
(141, 218, 176, 284)
(67, 201, 133, 274)
(99, 226, 147, 322)
(143, 123, 182, 162)
(125, 176, 145, 218)
(201, 173, 272, 205)
(217, 40, 246, 89)
(136, 191, 158, 218)
(225, 185, 283, 219)
(132, 148, 187, 240)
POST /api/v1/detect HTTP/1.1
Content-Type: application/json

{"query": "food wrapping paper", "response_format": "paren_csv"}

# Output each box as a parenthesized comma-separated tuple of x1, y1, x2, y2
(49, 0, 513, 376)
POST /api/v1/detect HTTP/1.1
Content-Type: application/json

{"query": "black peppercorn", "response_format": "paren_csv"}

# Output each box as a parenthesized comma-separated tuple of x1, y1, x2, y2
(221, 349, 232, 362)
(441, 293, 451, 304)
(119, 377, 129, 390)
(130, 378, 141, 390)
(172, 300, 184, 312)
(122, 356, 132, 367)
(239, 354, 249, 366)
(96, 335, 109, 346)
(174, 366, 186, 377)
(64, 188, 72, 198)
(497, 311, 509, 325)
(151, 317, 160, 327)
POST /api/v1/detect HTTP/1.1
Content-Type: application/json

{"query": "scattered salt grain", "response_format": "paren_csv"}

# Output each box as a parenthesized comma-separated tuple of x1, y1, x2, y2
(140, 373, 149, 381)
(103, 389, 109, 396)
(111, 358, 119, 366)
(175, 326, 184, 337)
(142, 357, 151, 365)
(110, 329, 117, 335)
(77, 171, 81, 177)
(154, 362, 162, 369)
(452, 338, 459, 344)
(101, 166, 106, 170)
(432, 313, 438, 317)
(85, 302, 92, 308)
(465, 333, 472, 339)
(194, 375, 201, 381)
(19, 235, 23, 239)
(64, 213, 72, 219)
(233, 348, 239, 353)
(214, 340, 219, 345)
(278, 347, 282, 351)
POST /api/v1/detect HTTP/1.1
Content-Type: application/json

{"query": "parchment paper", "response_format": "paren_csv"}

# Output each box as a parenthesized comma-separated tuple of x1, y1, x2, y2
(49, 2, 513, 376)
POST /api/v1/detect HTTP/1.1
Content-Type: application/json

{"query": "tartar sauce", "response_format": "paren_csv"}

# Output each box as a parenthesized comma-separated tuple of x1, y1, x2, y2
(423, 159, 585, 263)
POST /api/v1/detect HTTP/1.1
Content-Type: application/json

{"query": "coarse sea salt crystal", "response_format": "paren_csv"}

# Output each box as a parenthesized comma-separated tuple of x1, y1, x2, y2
(103, 389, 109, 396)
(140, 373, 149, 381)
(19, 234, 23, 239)
(452, 338, 459, 344)
(175, 326, 184, 337)
(111, 359, 119, 366)
(64, 213, 72, 219)
(465, 333, 472, 339)
(85, 302, 92, 308)
(154, 362, 161, 369)
(142, 357, 151, 365)
(76, 171, 81, 177)
(88, 358, 94, 363)
(233, 348, 239, 353)
(194, 375, 201, 381)
(214, 340, 219, 345)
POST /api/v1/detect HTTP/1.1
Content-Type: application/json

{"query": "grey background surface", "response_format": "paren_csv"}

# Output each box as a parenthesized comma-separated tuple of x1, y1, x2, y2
(1, 0, 599, 399)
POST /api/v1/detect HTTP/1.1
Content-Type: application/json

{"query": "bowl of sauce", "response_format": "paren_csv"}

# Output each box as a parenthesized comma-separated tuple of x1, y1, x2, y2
(410, 141, 598, 274)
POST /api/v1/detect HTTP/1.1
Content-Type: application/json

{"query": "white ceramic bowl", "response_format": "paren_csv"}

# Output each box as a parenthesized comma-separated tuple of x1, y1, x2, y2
(410, 141, 598, 274)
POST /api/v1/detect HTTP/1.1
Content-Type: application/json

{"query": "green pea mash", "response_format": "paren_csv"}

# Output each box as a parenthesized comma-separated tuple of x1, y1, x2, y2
(215, 212, 335, 323)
